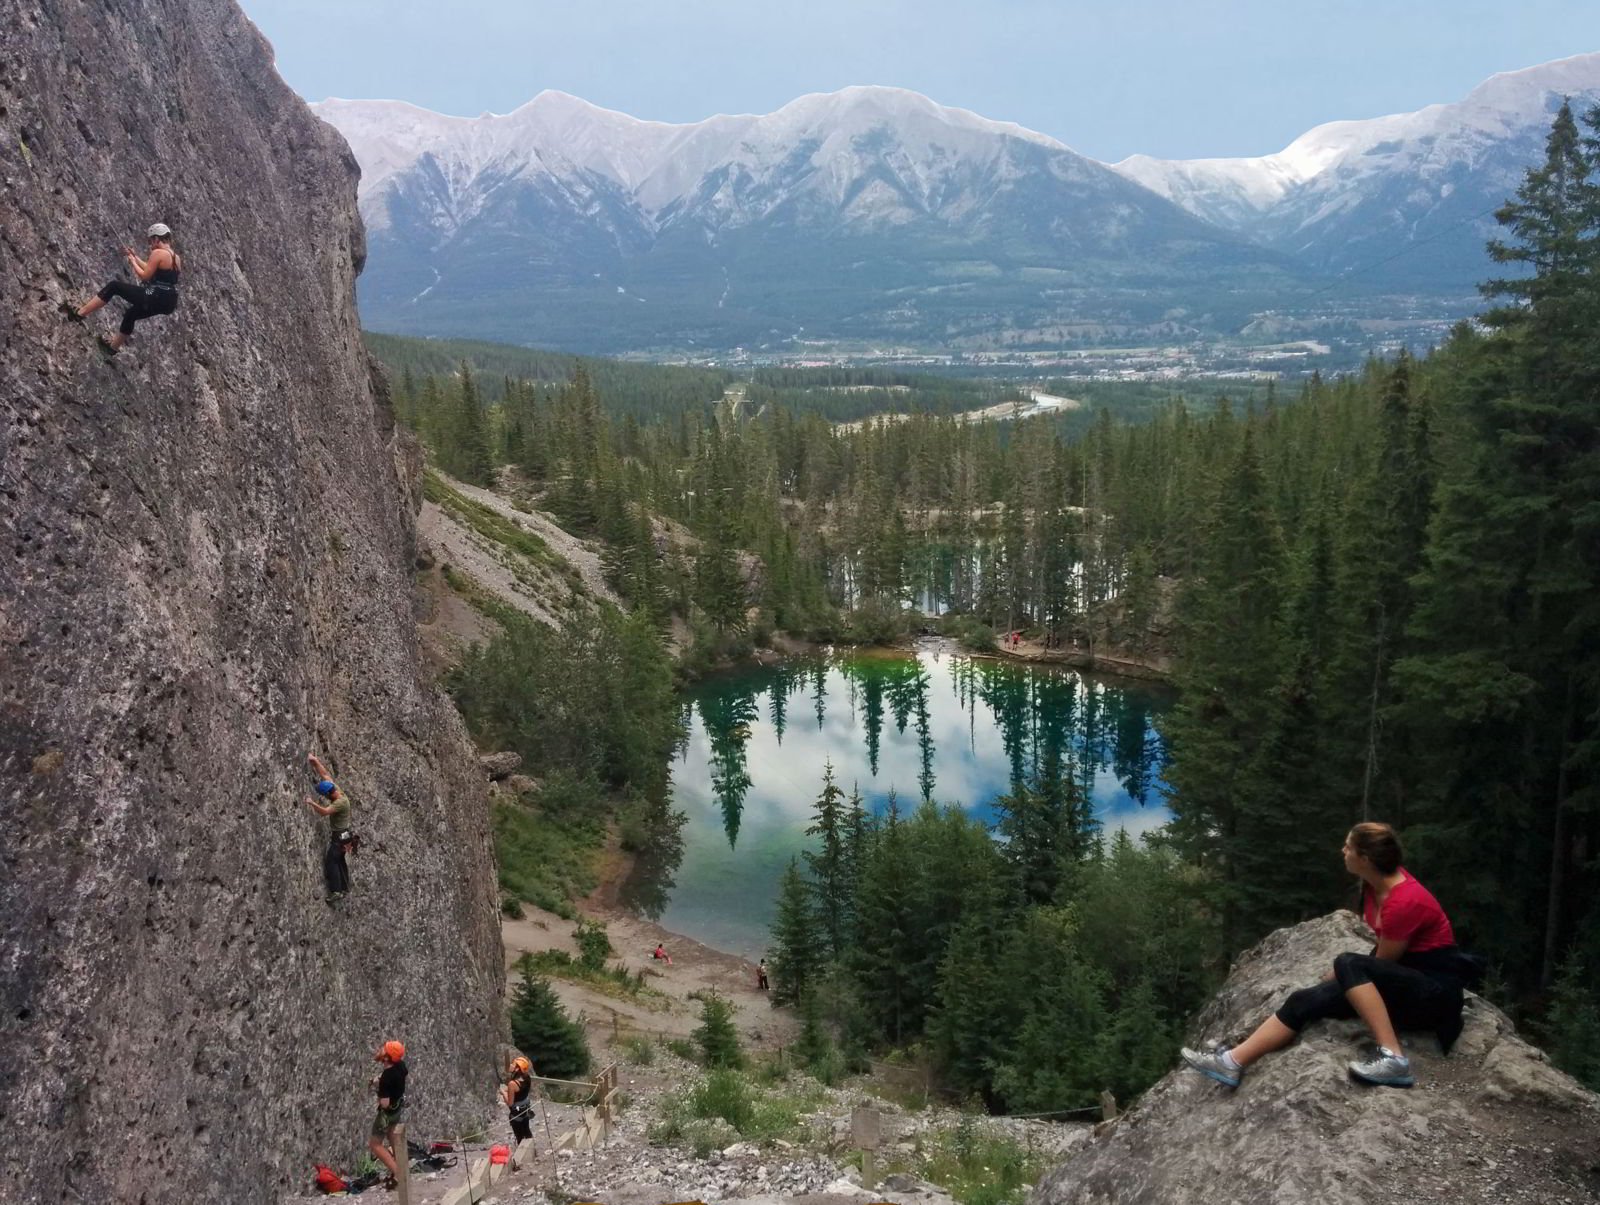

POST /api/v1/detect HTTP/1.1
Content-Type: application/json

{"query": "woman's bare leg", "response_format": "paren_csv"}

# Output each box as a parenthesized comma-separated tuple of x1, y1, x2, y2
(77, 298, 105, 317)
(1228, 1015, 1296, 1067)
(1344, 982, 1403, 1054)
(108, 333, 128, 350)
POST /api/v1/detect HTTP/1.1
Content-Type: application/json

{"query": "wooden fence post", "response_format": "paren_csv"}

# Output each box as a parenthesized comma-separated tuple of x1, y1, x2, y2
(392, 1122, 410, 1205)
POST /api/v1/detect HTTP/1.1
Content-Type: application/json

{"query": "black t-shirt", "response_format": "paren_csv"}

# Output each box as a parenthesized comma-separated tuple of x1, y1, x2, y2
(377, 1061, 407, 1107)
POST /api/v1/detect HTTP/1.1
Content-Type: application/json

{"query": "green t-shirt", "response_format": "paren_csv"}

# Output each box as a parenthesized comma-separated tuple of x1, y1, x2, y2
(326, 788, 352, 833)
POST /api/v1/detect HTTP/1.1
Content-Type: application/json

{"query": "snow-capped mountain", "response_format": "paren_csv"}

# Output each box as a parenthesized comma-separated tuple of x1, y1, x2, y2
(311, 87, 1291, 353)
(1115, 52, 1600, 281)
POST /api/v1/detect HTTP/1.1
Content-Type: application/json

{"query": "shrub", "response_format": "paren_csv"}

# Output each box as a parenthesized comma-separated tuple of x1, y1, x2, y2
(665, 1038, 697, 1062)
(508, 968, 591, 1081)
(575, 919, 613, 970)
(692, 993, 744, 1069)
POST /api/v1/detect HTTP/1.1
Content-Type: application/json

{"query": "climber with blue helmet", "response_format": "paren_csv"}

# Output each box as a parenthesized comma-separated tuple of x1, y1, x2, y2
(303, 751, 356, 903)
(63, 223, 182, 356)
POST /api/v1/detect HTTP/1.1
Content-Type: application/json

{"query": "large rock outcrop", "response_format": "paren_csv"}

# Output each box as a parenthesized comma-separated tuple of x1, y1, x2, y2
(0, 2, 503, 1201)
(1030, 913, 1600, 1205)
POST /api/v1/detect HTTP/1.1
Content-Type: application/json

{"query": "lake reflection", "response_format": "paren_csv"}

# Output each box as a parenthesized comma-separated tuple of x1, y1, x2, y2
(655, 645, 1171, 956)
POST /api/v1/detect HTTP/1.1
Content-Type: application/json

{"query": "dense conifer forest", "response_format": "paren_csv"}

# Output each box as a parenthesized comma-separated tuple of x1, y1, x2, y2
(388, 104, 1600, 1108)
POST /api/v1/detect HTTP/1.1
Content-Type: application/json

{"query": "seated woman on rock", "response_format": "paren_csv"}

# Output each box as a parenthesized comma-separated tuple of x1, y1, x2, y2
(63, 222, 181, 355)
(1182, 822, 1468, 1089)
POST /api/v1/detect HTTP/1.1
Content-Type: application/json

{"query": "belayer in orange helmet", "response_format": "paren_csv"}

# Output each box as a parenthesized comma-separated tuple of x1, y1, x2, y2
(368, 1040, 408, 1185)
(504, 1054, 535, 1145)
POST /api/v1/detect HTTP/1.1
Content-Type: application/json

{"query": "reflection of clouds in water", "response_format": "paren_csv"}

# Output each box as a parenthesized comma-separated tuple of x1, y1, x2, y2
(661, 653, 1172, 955)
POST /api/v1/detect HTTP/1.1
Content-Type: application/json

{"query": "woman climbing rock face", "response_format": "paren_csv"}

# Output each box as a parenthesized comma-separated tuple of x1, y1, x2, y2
(63, 222, 182, 355)
(1181, 821, 1472, 1090)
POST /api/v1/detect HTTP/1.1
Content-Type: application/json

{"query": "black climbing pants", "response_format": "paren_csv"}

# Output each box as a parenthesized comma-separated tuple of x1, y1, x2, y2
(96, 279, 178, 336)
(1275, 948, 1464, 1034)
(510, 1113, 532, 1144)
(323, 837, 350, 896)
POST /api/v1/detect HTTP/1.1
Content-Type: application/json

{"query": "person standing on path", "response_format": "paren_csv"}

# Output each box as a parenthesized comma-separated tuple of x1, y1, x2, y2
(504, 1056, 535, 1146)
(756, 958, 769, 991)
(369, 1040, 408, 1186)
(303, 752, 354, 902)
(63, 223, 182, 355)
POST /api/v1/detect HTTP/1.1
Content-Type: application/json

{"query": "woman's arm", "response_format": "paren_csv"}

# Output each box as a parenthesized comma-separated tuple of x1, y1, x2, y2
(1373, 936, 1408, 961)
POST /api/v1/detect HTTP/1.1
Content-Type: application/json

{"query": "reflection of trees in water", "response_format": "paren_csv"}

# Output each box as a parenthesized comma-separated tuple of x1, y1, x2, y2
(617, 798, 687, 920)
(682, 653, 1167, 853)
(701, 689, 760, 847)
(835, 656, 934, 798)
(955, 659, 1166, 806)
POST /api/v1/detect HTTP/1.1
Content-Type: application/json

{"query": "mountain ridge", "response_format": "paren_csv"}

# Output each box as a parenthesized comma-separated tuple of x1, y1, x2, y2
(311, 53, 1600, 352)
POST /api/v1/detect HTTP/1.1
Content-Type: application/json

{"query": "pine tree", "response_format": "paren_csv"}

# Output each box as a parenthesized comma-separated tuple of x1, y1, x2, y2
(770, 857, 819, 1007)
(804, 761, 852, 960)
(692, 991, 744, 1069)
(509, 967, 591, 1081)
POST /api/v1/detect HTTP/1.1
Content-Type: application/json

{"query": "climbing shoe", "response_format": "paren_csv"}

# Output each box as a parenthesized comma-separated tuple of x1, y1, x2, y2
(95, 336, 119, 359)
(325, 891, 347, 905)
(59, 300, 84, 323)
(1349, 1046, 1414, 1087)
(1180, 1044, 1242, 1088)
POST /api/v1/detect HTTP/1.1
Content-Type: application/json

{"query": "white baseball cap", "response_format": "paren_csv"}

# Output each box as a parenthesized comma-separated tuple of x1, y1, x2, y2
(147, 222, 172, 238)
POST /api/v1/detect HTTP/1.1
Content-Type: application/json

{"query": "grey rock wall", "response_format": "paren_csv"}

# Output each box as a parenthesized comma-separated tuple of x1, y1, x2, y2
(1029, 913, 1600, 1205)
(0, 2, 504, 1201)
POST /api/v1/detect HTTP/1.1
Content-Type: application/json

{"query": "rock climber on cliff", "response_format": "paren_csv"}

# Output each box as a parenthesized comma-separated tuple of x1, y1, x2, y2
(1181, 822, 1474, 1090)
(62, 223, 181, 356)
(368, 1040, 408, 1187)
(504, 1055, 535, 1147)
(302, 752, 355, 903)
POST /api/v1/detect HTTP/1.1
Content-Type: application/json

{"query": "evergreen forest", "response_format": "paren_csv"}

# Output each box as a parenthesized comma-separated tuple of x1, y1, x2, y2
(392, 104, 1600, 1108)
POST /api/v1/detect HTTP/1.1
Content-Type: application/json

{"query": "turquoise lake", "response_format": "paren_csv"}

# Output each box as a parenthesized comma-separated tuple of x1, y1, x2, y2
(650, 645, 1172, 956)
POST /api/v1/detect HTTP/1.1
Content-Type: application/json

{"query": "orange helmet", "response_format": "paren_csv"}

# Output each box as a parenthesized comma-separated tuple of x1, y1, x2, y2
(376, 1040, 405, 1062)
(510, 1056, 530, 1075)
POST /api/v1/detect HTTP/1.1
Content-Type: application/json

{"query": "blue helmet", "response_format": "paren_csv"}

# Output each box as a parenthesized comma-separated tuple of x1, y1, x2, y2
(315, 779, 336, 797)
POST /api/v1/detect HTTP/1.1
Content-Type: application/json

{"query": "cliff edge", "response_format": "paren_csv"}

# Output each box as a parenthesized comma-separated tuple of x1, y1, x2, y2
(1029, 913, 1600, 1205)
(0, 2, 503, 1201)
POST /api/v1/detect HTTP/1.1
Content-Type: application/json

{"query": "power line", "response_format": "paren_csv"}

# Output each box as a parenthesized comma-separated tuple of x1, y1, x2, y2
(1297, 202, 1504, 300)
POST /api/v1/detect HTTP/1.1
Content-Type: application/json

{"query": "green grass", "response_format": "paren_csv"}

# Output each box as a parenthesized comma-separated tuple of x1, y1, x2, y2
(912, 1119, 1049, 1205)
(492, 776, 607, 919)
(649, 1068, 826, 1154)
(516, 950, 671, 1009)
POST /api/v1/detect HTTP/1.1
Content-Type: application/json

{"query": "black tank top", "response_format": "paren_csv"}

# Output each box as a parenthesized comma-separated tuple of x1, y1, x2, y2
(150, 253, 180, 290)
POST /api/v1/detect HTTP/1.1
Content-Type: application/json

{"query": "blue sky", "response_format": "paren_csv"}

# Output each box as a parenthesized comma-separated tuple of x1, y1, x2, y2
(239, 1, 1600, 161)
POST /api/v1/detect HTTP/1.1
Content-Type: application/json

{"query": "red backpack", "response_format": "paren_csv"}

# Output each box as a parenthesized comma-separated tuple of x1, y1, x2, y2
(313, 1163, 347, 1194)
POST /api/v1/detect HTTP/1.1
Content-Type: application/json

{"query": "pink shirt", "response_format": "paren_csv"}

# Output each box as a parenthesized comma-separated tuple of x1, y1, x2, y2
(1363, 867, 1454, 953)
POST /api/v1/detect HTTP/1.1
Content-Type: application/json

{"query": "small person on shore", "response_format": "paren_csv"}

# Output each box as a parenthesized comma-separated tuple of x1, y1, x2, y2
(756, 958, 769, 991)
(652, 942, 672, 965)
(369, 1040, 408, 1187)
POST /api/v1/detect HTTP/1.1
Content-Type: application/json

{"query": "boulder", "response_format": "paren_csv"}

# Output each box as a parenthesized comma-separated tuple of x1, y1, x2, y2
(481, 750, 524, 780)
(1030, 912, 1600, 1205)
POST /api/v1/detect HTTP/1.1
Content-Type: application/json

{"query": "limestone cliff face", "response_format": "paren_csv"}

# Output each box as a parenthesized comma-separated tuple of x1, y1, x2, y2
(1030, 913, 1600, 1205)
(0, 2, 503, 1201)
